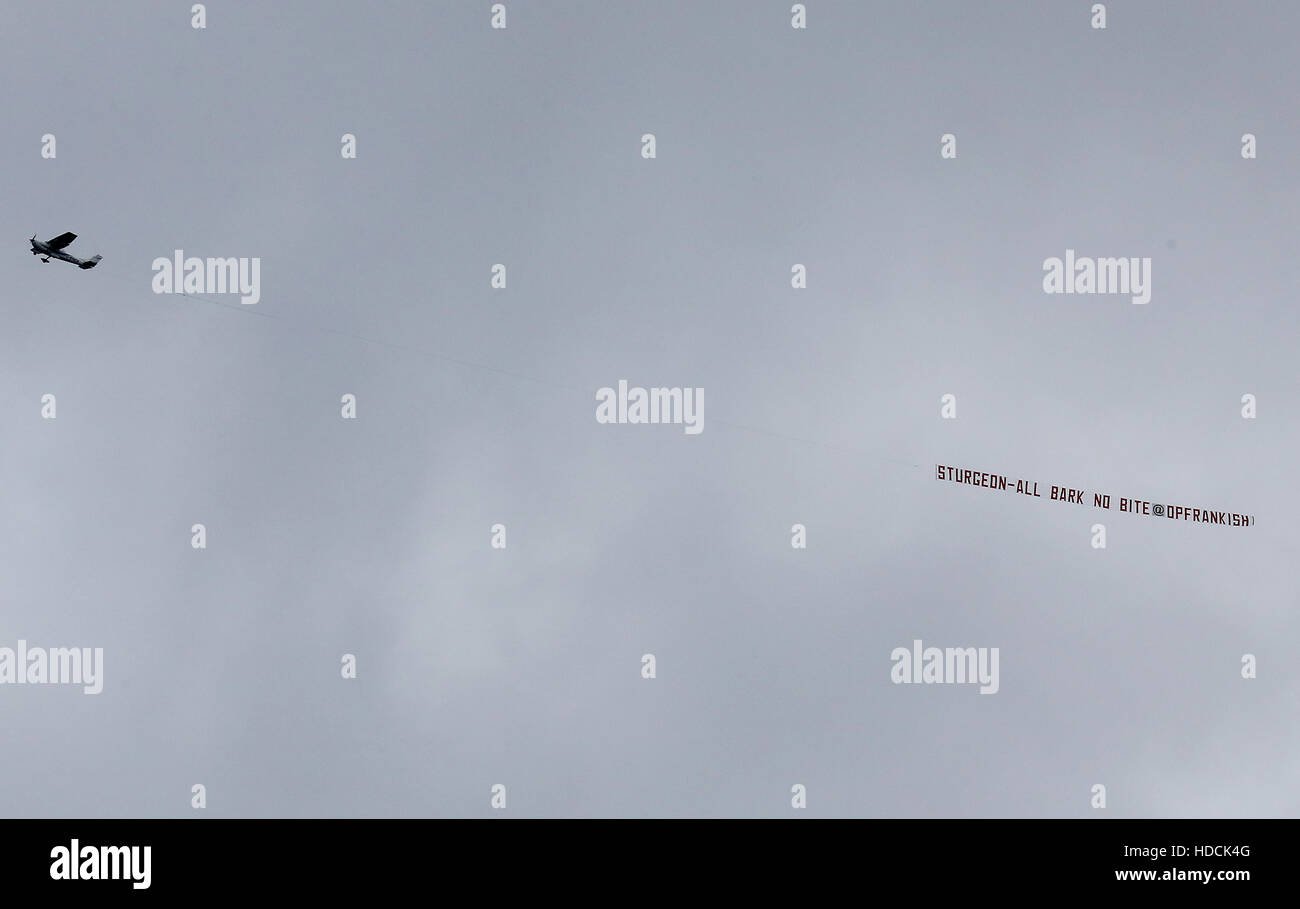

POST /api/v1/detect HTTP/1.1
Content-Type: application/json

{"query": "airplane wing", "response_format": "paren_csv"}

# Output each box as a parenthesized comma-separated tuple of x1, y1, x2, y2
(45, 232, 77, 250)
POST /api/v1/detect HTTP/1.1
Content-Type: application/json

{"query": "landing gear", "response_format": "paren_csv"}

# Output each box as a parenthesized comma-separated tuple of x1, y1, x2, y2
(40, 257, 49, 263)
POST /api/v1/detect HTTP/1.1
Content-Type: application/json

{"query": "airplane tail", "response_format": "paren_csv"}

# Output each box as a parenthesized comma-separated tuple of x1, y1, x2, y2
(79, 255, 102, 270)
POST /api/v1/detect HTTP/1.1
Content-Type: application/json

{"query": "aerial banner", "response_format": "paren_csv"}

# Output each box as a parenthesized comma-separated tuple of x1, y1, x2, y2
(936, 465, 1254, 527)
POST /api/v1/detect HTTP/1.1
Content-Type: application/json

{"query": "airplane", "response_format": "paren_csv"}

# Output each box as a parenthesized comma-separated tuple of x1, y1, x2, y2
(29, 232, 101, 269)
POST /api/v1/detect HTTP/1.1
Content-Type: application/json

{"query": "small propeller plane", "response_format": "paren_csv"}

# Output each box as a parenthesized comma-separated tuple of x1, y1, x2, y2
(30, 232, 101, 269)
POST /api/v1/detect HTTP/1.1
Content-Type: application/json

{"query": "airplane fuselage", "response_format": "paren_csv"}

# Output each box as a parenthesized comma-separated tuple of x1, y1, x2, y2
(31, 239, 76, 264)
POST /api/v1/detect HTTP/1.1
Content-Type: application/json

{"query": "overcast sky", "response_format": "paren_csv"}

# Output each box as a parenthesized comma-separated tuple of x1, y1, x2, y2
(1, 1, 1296, 817)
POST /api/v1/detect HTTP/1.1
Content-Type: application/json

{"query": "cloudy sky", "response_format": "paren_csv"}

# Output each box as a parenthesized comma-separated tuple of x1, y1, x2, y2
(1, 1, 1296, 817)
